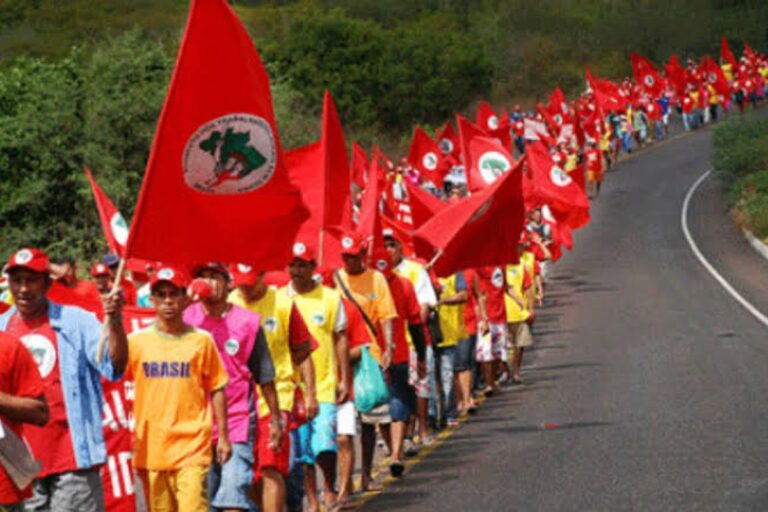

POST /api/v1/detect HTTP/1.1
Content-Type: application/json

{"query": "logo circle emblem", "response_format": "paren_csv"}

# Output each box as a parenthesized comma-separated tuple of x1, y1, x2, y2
(478, 151, 512, 184)
(644, 75, 655, 87)
(438, 138, 454, 155)
(491, 267, 504, 289)
(553, 114, 563, 125)
(312, 312, 325, 326)
(237, 263, 252, 273)
(14, 249, 33, 265)
(341, 237, 354, 249)
(183, 113, 277, 195)
(264, 317, 278, 333)
(224, 339, 240, 356)
(487, 115, 500, 130)
(110, 213, 129, 246)
(157, 268, 175, 280)
(422, 152, 438, 171)
(376, 259, 388, 271)
(21, 334, 56, 378)
(550, 166, 572, 187)
(708, 72, 717, 84)
(293, 242, 306, 256)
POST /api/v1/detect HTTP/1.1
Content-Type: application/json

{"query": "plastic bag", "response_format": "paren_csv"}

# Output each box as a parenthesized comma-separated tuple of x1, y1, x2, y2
(353, 346, 390, 414)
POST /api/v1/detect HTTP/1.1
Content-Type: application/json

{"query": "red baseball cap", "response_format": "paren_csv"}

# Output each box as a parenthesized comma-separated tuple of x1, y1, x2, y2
(340, 232, 368, 255)
(91, 263, 111, 277)
(230, 263, 261, 288)
(190, 262, 230, 281)
(291, 241, 316, 262)
(382, 228, 402, 244)
(369, 250, 393, 278)
(150, 266, 189, 291)
(6, 248, 49, 273)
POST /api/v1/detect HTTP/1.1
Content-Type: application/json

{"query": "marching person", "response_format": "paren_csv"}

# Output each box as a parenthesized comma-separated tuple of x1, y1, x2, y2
(0, 248, 128, 512)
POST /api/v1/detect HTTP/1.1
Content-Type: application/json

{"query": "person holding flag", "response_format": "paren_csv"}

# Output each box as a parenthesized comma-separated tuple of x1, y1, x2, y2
(183, 263, 283, 512)
(0, 248, 128, 512)
(585, 142, 606, 199)
(505, 233, 537, 385)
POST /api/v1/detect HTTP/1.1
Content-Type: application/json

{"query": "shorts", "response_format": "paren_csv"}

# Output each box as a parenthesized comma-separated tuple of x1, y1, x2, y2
(337, 401, 358, 437)
(208, 441, 255, 510)
(507, 321, 534, 349)
(255, 411, 291, 481)
(359, 403, 391, 425)
(26, 470, 105, 512)
(138, 465, 209, 512)
(454, 336, 475, 372)
(587, 171, 604, 183)
(408, 345, 435, 399)
(388, 362, 415, 423)
(295, 402, 337, 465)
(475, 323, 508, 363)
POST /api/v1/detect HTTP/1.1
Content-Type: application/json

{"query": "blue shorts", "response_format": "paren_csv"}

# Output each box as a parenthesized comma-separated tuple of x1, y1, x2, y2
(295, 402, 337, 465)
(208, 441, 257, 511)
(388, 362, 415, 423)
(454, 336, 475, 372)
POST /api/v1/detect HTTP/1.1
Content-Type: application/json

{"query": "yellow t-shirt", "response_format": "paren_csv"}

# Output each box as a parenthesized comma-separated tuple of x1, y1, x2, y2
(565, 152, 578, 173)
(336, 268, 398, 333)
(282, 284, 341, 404)
(521, 251, 537, 297)
(128, 325, 228, 471)
(229, 287, 296, 418)
(505, 263, 530, 323)
(437, 274, 467, 347)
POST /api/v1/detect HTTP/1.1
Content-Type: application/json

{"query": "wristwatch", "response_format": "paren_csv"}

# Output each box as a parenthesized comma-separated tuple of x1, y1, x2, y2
(270, 417, 284, 428)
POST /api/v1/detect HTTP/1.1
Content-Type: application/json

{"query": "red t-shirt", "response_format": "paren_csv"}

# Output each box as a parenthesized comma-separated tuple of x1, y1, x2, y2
(682, 96, 694, 114)
(5, 314, 78, 478)
(120, 279, 138, 307)
(585, 149, 603, 173)
(67, 279, 101, 305)
(0, 332, 45, 504)
(474, 266, 507, 324)
(382, 275, 422, 365)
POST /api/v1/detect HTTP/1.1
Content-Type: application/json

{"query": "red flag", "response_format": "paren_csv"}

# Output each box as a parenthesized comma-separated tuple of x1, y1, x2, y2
(321, 91, 352, 232)
(743, 41, 757, 62)
(664, 54, 686, 96)
(84, 168, 130, 258)
(435, 121, 459, 161)
(404, 180, 446, 229)
(585, 66, 624, 113)
(356, 154, 384, 246)
(720, 36, 738, 69)
(465, 135, 518, 192)
(351, 141, 369, 189)
(525, 141, 590, 230)
(476, 101, 502, 132)
(413, 158, 526, 277)
(407, 126, 448, 188)
(630, 52, 664, 97)
(125, 0, 307, 269)
(701, 55, 730, 96)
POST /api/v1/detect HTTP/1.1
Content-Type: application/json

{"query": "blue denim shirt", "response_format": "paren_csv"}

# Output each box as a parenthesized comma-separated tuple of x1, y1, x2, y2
(0, 302, 122, 471)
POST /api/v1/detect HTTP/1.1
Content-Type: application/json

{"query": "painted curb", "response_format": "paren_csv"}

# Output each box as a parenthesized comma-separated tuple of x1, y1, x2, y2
(743, 228, 768, 262)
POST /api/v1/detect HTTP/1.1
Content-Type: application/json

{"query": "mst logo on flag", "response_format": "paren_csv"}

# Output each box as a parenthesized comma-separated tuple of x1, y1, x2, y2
(110, 213, 129, 246)
(550, 165, 572, 187)
(183, 113, 277, 194)
(478, 151, 512, 184)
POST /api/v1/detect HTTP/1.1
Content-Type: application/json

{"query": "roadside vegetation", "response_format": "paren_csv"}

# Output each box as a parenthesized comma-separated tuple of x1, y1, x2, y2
(714, 114, 768, 239)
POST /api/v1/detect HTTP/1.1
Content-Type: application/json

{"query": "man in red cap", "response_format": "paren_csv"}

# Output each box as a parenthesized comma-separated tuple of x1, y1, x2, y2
(91, 263, 112, 297)
(0, 248, 128, 512)
(335, 232, 398, 491)
(183, 263, 283, 512)
(228, 262, 316, 512)
(0, 330, 49, 509)
(282, 242, 350, 511)
(127, 266, 230, 512)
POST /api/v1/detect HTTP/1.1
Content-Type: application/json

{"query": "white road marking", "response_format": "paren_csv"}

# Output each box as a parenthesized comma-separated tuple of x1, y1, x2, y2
(681, 169, 768, 329)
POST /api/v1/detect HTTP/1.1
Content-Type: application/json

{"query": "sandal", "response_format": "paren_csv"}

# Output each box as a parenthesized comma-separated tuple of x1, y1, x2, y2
(390, 460, 405, 478)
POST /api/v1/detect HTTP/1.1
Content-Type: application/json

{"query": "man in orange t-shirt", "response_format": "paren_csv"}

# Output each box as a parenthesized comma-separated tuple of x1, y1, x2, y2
(127, 267, 230, 512)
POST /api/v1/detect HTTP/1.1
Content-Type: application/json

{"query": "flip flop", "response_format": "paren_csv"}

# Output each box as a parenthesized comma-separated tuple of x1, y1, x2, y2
(390, 461, 405, 478)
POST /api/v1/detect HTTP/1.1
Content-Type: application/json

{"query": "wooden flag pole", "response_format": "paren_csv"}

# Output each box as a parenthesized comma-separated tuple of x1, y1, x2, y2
(95, 257, 126, 362)
(425, 249, 444, 271)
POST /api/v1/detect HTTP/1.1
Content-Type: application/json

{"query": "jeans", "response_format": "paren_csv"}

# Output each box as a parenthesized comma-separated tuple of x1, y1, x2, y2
(433, 345, 457, 421)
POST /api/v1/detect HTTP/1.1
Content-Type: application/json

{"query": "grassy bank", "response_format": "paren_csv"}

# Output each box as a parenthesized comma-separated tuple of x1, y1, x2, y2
(713, 113, 768, 239)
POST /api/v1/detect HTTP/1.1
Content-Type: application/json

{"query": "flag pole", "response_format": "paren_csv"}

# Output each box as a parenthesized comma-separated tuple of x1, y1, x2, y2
(318, 227, 325, 267)
(96, 257, 126, 362)
(425, 249, 444, 270)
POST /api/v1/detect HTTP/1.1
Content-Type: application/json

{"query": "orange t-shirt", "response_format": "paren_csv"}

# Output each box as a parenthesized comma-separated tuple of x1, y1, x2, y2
(127, 326, 228, 470)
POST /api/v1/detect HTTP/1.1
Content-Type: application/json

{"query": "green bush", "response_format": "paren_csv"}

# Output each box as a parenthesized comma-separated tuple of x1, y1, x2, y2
(714, 114, 768, 186)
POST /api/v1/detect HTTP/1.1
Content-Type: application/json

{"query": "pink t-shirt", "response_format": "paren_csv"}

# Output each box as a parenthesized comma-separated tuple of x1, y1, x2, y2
(184, 303, 261, 443)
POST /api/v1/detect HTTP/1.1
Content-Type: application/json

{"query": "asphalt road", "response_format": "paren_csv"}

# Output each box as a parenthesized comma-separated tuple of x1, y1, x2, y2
(360, 119, 768, 511)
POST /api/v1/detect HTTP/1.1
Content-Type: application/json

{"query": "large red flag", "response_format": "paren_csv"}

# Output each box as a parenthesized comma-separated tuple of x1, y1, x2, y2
(525, 141, 590, 230)
(630, 53, 665, 97)
(720, 36, 738, 69)
(84, 168, 130, 257)
(407, 126, 448, 188)
(350, 141, 369, 190)
(466, 135, 518, 192)
(404, 180, 446, 229)
(476, 101, 501, 132)
(585, 66, 624, 113)
(320, 91, 352, 233)
(664, 54, 686, 96)
(125, 0, 307, 269)
(413, 158, 526, 277)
